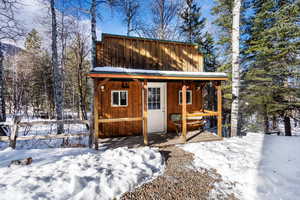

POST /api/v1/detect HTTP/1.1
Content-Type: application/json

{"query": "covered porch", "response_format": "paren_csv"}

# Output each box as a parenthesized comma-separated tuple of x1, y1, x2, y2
(89, 67, 227, 150)
(98, 130, 222, 149)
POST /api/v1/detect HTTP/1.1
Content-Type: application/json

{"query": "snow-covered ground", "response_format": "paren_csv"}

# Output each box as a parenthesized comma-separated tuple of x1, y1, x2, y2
(181, 132, 300, 200)
(0, 116, 89, 149)
(0, 147, 164, 200)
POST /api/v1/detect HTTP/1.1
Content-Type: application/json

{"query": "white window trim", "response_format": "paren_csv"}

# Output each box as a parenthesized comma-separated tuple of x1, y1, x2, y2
(111, 90, 128, 107)
(179, 90, 192, 105)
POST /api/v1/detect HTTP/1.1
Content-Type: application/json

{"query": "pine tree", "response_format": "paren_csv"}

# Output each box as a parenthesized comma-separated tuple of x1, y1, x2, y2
(211, 0, 234, 135)
(244, 0, 300, 135)
(179, 0, 205, 43)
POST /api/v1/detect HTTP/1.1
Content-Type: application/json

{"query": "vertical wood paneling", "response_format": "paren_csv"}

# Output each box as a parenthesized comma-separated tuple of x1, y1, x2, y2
(167, 82, 203, 133)
(95, 34, 203, 72)
(98, 81, 142, 138)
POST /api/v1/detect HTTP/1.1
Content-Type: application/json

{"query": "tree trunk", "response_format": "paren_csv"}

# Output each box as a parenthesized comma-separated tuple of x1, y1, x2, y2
(50, 0, 64, 134)
(263, 112, 269, 134)
(284, 116, 292, 136)
(0, 43, 6, 122)
(272, 115, 277, 130)
(230, 0, 241, 137)
(89, 0, 96, 148)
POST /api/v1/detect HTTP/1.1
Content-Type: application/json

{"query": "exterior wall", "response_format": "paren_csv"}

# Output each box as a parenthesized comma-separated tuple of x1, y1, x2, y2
(97, 81, 142, 138)
(167, 82, 203, 132)
(96, 34, 204, 72)
(97, 81, 203, 137)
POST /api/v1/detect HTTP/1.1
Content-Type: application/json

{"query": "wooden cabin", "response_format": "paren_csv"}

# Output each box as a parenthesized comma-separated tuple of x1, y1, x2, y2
(89, 33, 227, 148)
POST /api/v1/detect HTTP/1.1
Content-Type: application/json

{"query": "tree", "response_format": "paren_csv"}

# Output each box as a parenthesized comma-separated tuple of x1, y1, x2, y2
(179, 0, 205, 43)
(230, 0, 241, 137)
(0, 0, 24, 122)
(211, 0, 234, 136)
(119, 0, 140, 36)
(50, 0, 64, 133)
(245, 0, 300, 136)
(138, 0, 179, 40)
(65, 25, 90, 122)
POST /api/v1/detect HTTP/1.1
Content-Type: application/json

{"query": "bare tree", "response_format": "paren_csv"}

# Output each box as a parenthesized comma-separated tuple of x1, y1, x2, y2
(230, 0, 241, 137)
(50, 0, 64, 133)
(119, 0, 140, 36)
(141, 0, 179, 40)
(0, 0, 24, 122)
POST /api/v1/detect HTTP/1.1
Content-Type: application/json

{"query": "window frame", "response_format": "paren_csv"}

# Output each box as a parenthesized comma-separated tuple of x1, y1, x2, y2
(179, 90, 192, 105)
(111, 90, 128, 107)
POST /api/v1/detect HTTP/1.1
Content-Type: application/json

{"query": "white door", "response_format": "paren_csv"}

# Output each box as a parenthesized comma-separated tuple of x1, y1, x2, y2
(147, 82, 167, 133)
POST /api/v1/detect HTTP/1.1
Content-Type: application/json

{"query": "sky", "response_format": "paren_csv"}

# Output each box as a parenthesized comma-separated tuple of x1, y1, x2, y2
(7, 0, 218, 47)
(95, 0, 217, 38)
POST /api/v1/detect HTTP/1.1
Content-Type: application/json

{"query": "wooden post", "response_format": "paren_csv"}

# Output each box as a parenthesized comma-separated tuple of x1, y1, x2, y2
(94, 80, 99, 150)
(216, 81, 223, 137)
(199, 82, 206, 112)
(9, 116, 21, 149)
(143, 80, 148, 145)
(182, 84, 187, 143)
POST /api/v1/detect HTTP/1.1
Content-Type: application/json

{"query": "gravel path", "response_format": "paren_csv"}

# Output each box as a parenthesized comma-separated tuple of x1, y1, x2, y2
(121, 146, 237, 200)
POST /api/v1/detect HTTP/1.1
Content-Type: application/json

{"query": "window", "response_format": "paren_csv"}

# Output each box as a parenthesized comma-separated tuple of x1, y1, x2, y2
(111, 90, 128, 107)
(148, 87, 161, 110)
(179, 90, 192, 105)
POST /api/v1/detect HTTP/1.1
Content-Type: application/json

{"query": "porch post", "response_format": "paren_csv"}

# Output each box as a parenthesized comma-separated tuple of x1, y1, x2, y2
(143, 80, 148, 145)
(216, 81, 222, 137)
(182, 84, 187, 143)
(94, 79, 99, 150)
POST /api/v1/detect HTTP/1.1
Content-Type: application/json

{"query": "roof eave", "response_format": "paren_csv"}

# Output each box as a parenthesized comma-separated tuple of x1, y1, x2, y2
(88, 72, 228, 81)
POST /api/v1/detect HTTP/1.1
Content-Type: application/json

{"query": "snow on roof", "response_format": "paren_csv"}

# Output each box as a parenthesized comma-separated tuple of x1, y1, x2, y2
(91, 67, 227, 78)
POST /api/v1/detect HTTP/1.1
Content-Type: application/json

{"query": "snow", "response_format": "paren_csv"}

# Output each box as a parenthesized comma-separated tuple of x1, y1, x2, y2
(93, 66, 227, 77)
(0, 116, 90, 150)
(181, 132, 300, 200)
(0, 147, 164, 200)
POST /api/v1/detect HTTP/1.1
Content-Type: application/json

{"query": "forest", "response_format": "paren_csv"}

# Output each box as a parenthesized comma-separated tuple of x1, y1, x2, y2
(0, 0, 299, 137)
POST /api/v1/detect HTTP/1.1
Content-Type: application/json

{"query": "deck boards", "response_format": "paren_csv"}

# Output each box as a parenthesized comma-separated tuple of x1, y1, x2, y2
(98, 131, 222, 149)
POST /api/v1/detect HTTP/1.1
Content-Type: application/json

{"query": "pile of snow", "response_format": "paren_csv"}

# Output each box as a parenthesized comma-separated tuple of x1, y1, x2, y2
(0, 147, 164, 200)
(181, 133, 300, 200)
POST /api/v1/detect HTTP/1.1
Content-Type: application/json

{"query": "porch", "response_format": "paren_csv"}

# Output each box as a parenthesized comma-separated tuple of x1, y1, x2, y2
(89, 67, 228, 150)
(98, 130, 222, 149)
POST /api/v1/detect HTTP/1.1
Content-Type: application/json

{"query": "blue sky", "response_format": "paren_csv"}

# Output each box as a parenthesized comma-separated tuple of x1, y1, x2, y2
(98, 0, 216, 36)
(58, 0, 217, 39)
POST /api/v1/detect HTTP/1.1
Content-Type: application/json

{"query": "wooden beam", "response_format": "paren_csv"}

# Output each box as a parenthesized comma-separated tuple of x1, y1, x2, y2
(0, 133, 90, 142)
(98, 117, 143, 123)
(182, 84, 187, 143)
(89, 73, 228, 81)
(143, 80, 148, 145)
(216, 81, 223, 137)
(18, 120, 89, 127)
(94, 79, 100, 150)
(187, 112, 219, 117)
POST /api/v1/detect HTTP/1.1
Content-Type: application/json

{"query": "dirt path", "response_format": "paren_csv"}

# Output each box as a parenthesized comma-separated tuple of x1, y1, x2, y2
(121, 146, 236, 200)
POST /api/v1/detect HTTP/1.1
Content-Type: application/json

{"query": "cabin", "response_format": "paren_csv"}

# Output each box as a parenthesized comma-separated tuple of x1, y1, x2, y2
(89, 33, 227, 149)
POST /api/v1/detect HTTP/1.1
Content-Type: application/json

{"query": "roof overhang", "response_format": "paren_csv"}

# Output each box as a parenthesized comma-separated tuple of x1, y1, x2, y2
(89, 67, 228, 81)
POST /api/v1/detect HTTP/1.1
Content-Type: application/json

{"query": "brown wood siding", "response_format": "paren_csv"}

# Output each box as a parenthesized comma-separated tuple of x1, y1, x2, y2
(96, 34, 204, 72)
(97, 81, 142, 138)
(97, 81, 204, 137)
(167, 82, 203, 132)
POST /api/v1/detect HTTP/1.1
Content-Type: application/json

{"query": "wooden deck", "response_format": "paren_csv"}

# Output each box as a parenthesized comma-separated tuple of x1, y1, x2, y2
(98, 131, 222, 149)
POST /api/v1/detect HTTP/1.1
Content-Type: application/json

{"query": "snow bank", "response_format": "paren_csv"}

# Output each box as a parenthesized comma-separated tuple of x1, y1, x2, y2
(0, 147, 164, 200)
(181, 133, 300, 200)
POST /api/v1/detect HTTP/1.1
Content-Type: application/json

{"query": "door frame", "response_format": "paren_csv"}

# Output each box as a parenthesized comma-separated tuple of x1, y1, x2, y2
(143, 82, 167, 134)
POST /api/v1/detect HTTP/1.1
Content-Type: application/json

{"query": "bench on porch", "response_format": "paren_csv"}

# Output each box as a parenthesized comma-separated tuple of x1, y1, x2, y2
(170, 113, 205, 136)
